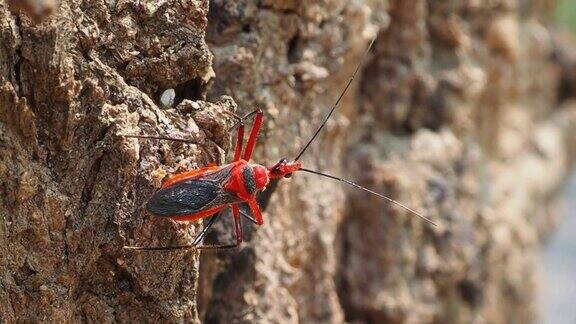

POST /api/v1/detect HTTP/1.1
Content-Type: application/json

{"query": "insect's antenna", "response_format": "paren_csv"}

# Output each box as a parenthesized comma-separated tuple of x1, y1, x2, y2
(299, 168, 437, 227)
(294, 35, 377, 161)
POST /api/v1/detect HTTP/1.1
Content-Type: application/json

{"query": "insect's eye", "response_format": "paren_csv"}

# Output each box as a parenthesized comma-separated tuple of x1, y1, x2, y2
(272, 161, 284, 174)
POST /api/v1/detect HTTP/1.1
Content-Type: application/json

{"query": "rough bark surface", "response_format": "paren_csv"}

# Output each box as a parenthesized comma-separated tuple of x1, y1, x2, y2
(1, 0, 575, 323)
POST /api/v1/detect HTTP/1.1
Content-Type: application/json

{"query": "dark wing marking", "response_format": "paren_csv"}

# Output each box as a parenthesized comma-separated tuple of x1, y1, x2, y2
(242, 166, 256, 195)
(147, 179, 241, 217)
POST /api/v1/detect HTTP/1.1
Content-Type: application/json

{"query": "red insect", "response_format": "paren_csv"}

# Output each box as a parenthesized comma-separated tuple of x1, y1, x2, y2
(123, 37, 436, 251)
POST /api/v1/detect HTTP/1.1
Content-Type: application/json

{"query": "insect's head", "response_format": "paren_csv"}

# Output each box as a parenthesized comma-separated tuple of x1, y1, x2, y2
(268, 158, 302, 179)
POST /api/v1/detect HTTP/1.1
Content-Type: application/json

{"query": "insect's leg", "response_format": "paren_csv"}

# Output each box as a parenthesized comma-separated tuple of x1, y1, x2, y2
(232, 205, 243, 244)
(227, 109, 261, 161)
(242, 110, 263, 161)
(191, 213, 220, 246)
(227, 109, 263, 131)
(194, 206, 243, 250)
(233, 123, 245, 162)
(195, 205, 251, 251)
(246, 199, 264, 225)
(238, 206, 258, 224)
(123, 212, 222, 251)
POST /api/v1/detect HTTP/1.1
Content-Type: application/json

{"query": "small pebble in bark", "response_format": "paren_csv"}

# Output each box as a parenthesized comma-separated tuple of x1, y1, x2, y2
(160, 89, 176, 108)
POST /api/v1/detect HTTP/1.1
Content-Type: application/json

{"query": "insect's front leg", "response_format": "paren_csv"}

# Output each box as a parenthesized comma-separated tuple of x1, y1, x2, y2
(247, 199, 264, 225)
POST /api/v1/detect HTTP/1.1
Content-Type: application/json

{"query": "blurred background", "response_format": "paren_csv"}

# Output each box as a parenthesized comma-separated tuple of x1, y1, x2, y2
(543, 173, 576, 323)
(542, 2, 576, 323)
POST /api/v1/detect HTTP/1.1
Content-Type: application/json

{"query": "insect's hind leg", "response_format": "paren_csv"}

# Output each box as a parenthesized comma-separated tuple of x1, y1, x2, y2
(196, 205, 243, 250)
(191, 213, 220, 246)
(123, 212, 221, 251)
(123, 209, 241, 251)
(194, 205, 243, 250)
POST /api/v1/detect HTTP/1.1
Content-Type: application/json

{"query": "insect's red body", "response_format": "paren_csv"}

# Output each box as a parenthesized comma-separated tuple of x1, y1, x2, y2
(128, 111, 305, 250)
(151, 157, 300, 224)
(124, 37, 435, 251)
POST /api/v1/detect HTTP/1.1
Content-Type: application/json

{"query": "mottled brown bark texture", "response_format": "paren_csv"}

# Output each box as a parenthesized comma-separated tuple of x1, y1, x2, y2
(1, 0, 575, 323)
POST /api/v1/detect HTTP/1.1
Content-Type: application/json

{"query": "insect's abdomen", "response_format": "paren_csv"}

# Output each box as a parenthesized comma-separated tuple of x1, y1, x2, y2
(146, 164, 241, 218)
(146, 180, 220, 217)
(147, 184, 242, 220)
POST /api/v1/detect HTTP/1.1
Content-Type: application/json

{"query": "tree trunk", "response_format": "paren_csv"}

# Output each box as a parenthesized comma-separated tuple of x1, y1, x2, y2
(1, 0, 575, 323)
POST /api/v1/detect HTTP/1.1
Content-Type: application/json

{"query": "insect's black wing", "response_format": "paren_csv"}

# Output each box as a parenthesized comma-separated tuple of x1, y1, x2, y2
(146, 166, 241, 217)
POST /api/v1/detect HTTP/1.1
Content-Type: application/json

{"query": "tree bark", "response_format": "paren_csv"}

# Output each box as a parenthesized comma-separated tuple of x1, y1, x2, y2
(1, 0, 575, 323)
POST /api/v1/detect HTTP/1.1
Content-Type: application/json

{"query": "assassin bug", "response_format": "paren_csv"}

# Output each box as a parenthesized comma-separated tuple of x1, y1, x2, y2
(122, 37, 436, 251)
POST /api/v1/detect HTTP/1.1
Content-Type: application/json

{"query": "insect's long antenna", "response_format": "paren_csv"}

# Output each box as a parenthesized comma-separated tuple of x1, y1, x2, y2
(294, 36, 377, 161)
(299, 168, 437, 227)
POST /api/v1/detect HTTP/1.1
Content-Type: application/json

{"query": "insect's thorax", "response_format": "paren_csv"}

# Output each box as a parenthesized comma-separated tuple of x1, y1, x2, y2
(224, 160, 270, 199)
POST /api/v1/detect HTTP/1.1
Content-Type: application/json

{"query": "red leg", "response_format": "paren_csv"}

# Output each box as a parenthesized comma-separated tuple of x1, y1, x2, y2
(242, 110, 263, 161)
(247, 199, 264, 225)
(233, 123, 245, 162)
(231, 205, 243, 244)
